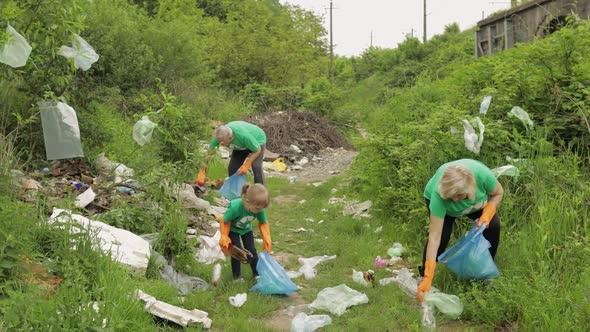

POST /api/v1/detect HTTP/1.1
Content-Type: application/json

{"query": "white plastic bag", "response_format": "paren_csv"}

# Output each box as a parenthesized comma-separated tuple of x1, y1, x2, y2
(462, 117, 485, 154)
(39, 101, 84, 160)
(425, 292, 463, 319)
(0, 24, 32, 68)
(491, 165, 520, 178)
(57, 34, 99, 71)
(508, 106, 534, 131)
(133, 116, 157, 146)
(480, 96, 492, 115)
(310, 284, 369, 316)
(387, 242, 406, 257)
(291, 312, 332, 332)
(228, 293, 247, 307)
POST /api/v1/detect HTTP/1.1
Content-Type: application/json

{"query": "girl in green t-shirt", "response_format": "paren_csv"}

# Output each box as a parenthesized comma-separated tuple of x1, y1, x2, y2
(218, 183, 272, 280)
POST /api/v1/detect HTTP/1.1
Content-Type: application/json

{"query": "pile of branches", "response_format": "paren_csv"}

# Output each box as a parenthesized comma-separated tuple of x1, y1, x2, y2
(247, 111, 353, 156)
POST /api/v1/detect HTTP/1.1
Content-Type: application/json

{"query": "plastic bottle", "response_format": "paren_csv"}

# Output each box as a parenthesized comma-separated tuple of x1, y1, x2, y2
(212, 263, 221, 286)
(421, 302, 436, 331)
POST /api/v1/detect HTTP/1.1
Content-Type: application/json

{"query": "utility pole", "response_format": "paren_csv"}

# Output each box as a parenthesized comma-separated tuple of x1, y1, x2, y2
(423, 0, 427, 43)
(329, 0, 334, 83)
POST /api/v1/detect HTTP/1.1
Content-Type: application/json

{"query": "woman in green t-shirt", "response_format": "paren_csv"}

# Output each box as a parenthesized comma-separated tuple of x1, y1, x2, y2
(417, 159, 504, 302)
(209, 121, 267, 185)
(218, 183, 272, 280)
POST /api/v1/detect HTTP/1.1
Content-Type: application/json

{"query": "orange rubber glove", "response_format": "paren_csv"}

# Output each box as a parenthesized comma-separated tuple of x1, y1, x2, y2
(218, 217, 232, 256)
(238, 159, 253, 175)
(195, 169, 206, 186)
(417, 259, 436, 303)
(477, 201, 497, 229)
(258, 222, 272, 253)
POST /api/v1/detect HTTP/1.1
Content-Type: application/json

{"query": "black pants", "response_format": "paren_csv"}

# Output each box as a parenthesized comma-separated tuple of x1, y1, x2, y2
(228, 145, 266, 186)
(229, 231, 259, 279)
(419, 199, 501, 277)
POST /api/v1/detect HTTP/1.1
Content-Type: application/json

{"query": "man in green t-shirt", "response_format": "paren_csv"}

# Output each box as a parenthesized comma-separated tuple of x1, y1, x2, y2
(209, 121, 267, 185)
(417, 159, 504, 302)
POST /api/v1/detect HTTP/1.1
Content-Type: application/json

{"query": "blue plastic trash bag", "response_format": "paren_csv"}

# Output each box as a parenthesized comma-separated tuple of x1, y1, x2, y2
(438, 223, 500, 280)
(219, 171, 246, 200)
(250, 251, 299, 295)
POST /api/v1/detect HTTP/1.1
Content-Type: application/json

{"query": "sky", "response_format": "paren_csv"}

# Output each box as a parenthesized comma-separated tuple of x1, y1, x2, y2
(280, 0, 512, 57)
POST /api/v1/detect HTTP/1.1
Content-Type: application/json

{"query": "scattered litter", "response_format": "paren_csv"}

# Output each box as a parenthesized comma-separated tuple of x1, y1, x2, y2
(289, 255, 337, 280)
(57, 34, 99, 71)
(425, 292, 463, 318)
(228, 293, 247, 307)
(160, 265, 208, 295)
(352, 269, 375, 287)
(96, 153, 134, 180)
(421, 302, 436, 331)
(310, 284, 369, 316)
(291, 312, 332, 332)
(296, 157, 309, 166)
(0, 24, 32, 68)
(298, 200, 306, 204)
(374, 226, 382, 233)
(75, 187, 96, 208)
(508, 106, 534, 131)
(212, 263, 221, 286)
(271, 158, 287, 172)
(374, 256, 388, 269)
(176, 183, 210, 210)
(387, 242, 406, 257)
(293, 227, 308, 233)
(288, 175, 298, 183)
(462, 117, 485, 154)
(491, 165, 520, 178)
(342, 200, 372, 219)
(311, 182, 323, 187)
(48, 209, 151, 273)
(480, 96, 492, 115)
(133, 116, 157, 146)
(304, 218, 314, 222)
(39, 101, 84, 160)
(289, 144, 302, 153)
(135, 290, 212, 328)
(195, 231, 226, 264)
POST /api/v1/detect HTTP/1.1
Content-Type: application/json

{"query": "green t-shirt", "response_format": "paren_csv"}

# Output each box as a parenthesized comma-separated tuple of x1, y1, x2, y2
(223, 198, 267, 235)
(210, 121, 267, 151)
(424, 159, 497, 218)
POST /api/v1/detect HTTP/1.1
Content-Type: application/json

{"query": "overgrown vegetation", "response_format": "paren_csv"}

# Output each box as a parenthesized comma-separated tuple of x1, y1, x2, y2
(0, 0, 589, 330)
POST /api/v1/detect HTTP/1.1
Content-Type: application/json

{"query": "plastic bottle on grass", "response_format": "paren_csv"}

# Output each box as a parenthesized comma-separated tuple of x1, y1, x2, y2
(421, 302, 436, 330)
(212, 263, 221, 286)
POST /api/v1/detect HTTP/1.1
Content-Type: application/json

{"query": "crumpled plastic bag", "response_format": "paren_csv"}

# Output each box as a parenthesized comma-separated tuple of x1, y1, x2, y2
(387, 242, 406, 257)
(462, 117, 485, 154)
(289, 255, 337, 280)
(491, 165, 520, 178)
(0, 24, 32, 68)
(425, 292, 463, 318)
(438, 223, 500, 280)
(133, 116, 157, 146)
(310, 284, 369, 316)
(508, 106, 534, 131)
(57, 34, 99, 71)
(195, 231, 226, 264)
(291, 312, 332, 332)
(250, 251, 299, 295)
(228, 293, 247, 307)
(219, 171, 246, 201)
(480, 96, 492, 115)
(160, 265, 208, 295)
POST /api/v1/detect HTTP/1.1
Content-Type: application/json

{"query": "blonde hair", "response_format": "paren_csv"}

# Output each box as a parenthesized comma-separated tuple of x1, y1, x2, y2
(438, 165, 476, 200)
(214, 125, 232, 141)
(241, 183, 269, 208)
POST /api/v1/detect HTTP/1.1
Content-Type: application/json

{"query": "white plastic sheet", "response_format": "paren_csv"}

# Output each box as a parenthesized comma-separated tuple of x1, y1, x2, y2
(480, 96, 492, 115)
(39, 101, 84, 160)
(0, 24, 32, 68)
(291, 312, 332, 332)
(195, 231, 226, 264)
(491, 165, 520, 178)
(310, 284, 369, 316)
(48, 208, 151, 273)
(228, 293, 247, 307)
(57, 34, 99, 71)
(288, 255, 337, 280)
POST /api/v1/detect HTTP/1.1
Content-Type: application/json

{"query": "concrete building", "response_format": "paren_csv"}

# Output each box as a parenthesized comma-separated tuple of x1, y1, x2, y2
(475, 0, 590, 58)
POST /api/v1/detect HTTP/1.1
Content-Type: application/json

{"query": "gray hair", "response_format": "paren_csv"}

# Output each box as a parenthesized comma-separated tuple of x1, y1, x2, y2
(214, 125, 232, 141)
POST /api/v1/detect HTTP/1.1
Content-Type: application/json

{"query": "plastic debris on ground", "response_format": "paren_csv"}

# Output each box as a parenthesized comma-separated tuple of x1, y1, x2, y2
(195, 230, 226, 264)
(96, 153, 134, 181)
(133, 116, 157, 146)
(480, 96, 492, 115)
(462, 117, 485, 154)
(160, 265, 208, 295)
(0, 24, 32, 68)
(135, 290, 212, 328)
(425, 292, 464, 319)
(287, 255, 337, 280)
(250, 251, 299, 295)
(508, 106, 534, 131)
(228, 293, 247, 307)
(309, 284, 369, 316)
(352, 269, 375, 287)
(57, 34, 99, 71)
(421, 302, 436, 331)
(291, 312, 332, 332)
(48, 208, 151, 273)
(491, 165, 520, 178)
(387, 242, 406, 257)
(39, 101, 84, 160)
(74, 187, 96, 208)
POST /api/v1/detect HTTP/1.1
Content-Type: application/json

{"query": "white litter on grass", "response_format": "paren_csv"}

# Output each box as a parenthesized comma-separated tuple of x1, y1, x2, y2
(75, 188, 96, 208)
(288, 255, 337, 280)
(310, 284, 369, 316)
(195, 231, 226, 264)
(136, 290, 211, 328)
(48, 209, 150, 273)
(291, 312, 332, 332)
(229, 293, 247, 307)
